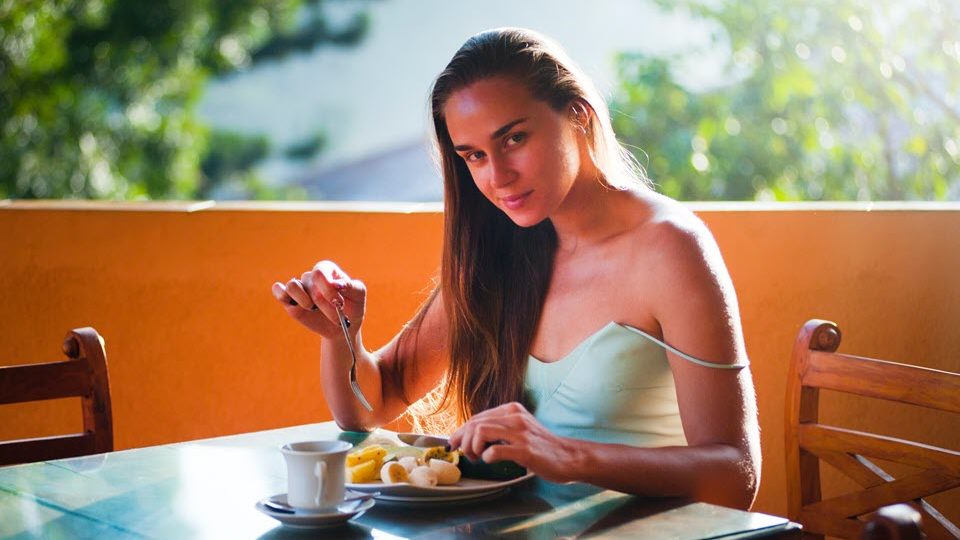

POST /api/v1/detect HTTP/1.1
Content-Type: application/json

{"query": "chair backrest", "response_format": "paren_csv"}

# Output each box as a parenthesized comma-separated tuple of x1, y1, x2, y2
(0, 327, 113, 466)
(785, 319, 960, 540)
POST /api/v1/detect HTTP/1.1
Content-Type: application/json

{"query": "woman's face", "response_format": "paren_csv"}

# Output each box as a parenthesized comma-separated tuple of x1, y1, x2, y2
(443, 76, 586, 227)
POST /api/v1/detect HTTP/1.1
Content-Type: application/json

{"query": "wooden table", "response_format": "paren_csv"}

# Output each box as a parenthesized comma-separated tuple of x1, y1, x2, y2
(0, 422, 800, 539)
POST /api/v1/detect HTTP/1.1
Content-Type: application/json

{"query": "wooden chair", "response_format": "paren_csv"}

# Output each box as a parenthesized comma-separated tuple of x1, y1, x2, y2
(786, 319, 960, 539)
(0, 327, 113, 466)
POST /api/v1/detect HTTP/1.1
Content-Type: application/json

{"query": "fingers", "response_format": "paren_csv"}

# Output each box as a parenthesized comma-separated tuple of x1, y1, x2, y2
(451, 420, 530, 470)
(451, 413, 524, 461)
(313, 260, 351, 282)
(309, 268, 367, 305)
(311, 260, 356, 303)
(338, 278, 367, 303)
(301, 271, 330, 309)
(272, 264, 349, 313)
(273, 261, 366, 339)
(307, 261, 366, 311)
(449, 402, 537, 462)
(272, 280, 343, 338)
(467, 423, 513, 460)
(306, 265, 344, 307)
(481, 442, 526, 467)
(283, 278, 319, 311)
(304, 273, 352, 329)
(272, 281, 292, 304)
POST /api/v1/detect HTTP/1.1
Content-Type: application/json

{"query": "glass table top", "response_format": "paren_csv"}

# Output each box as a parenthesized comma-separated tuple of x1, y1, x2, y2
(0, 422, 796, 539)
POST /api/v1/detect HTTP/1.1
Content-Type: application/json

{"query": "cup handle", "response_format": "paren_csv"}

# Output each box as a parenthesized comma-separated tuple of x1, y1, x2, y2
(314, 461, 326, 507)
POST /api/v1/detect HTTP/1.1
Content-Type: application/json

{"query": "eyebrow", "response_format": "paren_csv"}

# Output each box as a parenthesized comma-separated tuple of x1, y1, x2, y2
(452, 117, 528, 152)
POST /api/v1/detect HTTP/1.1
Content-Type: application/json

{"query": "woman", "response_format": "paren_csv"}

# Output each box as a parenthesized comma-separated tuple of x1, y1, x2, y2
(272, 28, 761, 509)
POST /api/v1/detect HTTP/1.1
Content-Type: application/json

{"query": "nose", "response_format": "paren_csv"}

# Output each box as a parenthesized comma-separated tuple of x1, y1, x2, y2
(488, 153, 517, 188)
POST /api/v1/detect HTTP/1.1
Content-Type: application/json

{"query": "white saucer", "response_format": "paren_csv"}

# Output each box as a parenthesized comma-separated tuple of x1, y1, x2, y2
(255, 493, 375, 529)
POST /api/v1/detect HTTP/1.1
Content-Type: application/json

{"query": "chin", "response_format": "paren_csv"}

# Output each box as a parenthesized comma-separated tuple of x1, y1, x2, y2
(503, 210, 548, 228)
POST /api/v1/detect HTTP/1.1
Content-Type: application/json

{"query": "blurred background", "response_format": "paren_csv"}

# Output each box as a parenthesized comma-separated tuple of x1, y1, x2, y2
(2, 0, 958, 202)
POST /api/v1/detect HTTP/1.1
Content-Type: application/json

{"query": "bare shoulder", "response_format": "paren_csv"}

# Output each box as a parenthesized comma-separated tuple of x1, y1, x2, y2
(631, 191, 722, 275)
(629, 191, 745, 365)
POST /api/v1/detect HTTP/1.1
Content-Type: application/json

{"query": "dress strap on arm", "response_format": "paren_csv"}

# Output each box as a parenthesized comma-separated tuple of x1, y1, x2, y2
(621, 325, 750, 370)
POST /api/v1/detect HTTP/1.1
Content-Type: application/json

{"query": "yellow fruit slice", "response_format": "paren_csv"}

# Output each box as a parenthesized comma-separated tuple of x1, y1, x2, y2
(421, 446, 459, 465)
(346, 459, 378, 483)
(380, 461, 409, 484)
(346, 445, 388, 467)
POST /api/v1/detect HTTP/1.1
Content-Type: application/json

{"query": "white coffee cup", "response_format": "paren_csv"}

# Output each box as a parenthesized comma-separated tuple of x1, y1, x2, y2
(280, 440, 352, 510)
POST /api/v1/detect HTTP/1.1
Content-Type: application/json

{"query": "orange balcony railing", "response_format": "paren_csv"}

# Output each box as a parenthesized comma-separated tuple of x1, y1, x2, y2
(2, 199, 958, 517)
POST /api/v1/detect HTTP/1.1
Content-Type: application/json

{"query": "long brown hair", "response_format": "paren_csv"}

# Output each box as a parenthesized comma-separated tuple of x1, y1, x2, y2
(398, 28, 649, 429)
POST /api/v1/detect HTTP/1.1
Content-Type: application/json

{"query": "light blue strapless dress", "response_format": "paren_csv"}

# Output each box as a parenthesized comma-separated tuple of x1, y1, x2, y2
(524, 321, 747, 448)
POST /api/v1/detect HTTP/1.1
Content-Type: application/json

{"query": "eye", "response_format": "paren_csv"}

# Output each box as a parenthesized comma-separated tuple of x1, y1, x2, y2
(505, 132, 526, 147)
(465, 150, 486, 162)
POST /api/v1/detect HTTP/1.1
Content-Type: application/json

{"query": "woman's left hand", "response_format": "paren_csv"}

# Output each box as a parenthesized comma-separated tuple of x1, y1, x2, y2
(448, 402, 582, 484)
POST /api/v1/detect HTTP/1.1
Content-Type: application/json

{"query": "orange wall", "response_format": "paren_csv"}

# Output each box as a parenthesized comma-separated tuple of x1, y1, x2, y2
(1, 201, 958, 517)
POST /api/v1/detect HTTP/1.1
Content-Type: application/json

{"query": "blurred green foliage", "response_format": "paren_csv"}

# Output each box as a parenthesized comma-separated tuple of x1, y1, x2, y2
(283, 131, 326, 161)
(197, 130, 269, 198)
(614, 0, 960, 200)
(0, 0, 368, 199)
(7, 0, 957, 202)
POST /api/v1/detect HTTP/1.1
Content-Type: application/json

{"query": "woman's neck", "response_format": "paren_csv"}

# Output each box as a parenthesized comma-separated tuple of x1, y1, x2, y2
(550, 178, 649, 256)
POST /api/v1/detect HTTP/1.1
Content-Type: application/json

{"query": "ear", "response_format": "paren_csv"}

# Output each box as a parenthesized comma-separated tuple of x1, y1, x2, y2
(568, 98, 593, 133)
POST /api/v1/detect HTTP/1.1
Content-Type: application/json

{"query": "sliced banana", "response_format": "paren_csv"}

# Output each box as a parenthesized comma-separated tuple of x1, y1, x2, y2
(398, 456, 419, 473)
(428, 458, 461, 485)
(380, 461, 410, 484)
(346, 459, 378, 483)
(408, 465, 439, 488)
(347, 445, 388, 467)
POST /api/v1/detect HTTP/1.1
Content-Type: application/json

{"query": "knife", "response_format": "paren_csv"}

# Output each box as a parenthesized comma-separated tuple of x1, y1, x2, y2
(396, 433, 450, 448)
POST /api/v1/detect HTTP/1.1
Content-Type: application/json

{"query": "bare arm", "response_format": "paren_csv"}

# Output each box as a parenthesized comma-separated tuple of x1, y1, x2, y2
(450, 215, 761, 510)
(321, 289, 449, 431)
(273, 261, 449, 431)
(659, 216, 760, 507)
(568, 218, 760, 508)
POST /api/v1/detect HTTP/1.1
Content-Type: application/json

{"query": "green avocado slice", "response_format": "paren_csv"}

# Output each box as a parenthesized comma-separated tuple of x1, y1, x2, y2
(457, 456, 527, 480)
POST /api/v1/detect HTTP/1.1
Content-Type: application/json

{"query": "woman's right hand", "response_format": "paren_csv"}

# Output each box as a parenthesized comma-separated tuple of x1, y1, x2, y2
(271, 260, 367, 341)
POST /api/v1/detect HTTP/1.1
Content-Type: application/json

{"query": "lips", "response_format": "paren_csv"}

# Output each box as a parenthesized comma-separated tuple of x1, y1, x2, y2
(500, 191, 532, 210)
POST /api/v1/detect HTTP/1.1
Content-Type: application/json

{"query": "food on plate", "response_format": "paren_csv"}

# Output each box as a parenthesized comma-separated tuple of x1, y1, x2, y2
(428, 458, 461, 484)
(347, 441, 464, 485)
(347, 459, 378, 483)
(345, 444, 389, 483)
(380, 461, 409, 484)
(457, 455, 527, 480)
(421, 446, 459, 464)
(398, 456, 419, 473)
(408, 465, 439, 487)
(346, 445, 387, 467)
(345, 437, 526, 486)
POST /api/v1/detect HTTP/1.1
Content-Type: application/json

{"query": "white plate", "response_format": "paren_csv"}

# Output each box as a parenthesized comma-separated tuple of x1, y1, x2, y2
(346, 472, 535, 502)
(374, 488, 511, 504)
(255, 492, 375, 528)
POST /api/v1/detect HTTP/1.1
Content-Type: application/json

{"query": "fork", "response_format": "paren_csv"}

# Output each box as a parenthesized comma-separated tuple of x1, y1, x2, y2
(336, 303, 373, 411)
